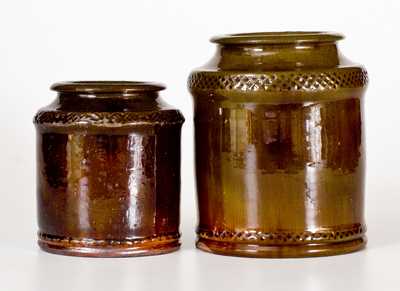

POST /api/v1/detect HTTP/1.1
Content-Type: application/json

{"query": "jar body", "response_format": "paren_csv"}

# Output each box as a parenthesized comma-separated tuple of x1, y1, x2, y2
(34, 82, 184, 257)
(188, 33, 368, 257)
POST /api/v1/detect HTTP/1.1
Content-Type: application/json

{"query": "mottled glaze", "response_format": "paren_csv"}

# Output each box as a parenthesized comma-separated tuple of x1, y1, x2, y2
(34, 81, 184, 257)
(188, 32, 368, 258)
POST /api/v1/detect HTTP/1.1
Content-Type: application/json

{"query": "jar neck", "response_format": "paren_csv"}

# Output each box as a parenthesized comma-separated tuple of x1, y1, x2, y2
(209, 42, 340, 71)
(51, 81, 165, 112)
(58, 91, 159, 101)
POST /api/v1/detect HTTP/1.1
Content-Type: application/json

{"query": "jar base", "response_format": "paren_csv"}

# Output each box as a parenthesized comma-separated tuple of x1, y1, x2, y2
(38, 233, 180, 258)
(196, 236, 366, 258)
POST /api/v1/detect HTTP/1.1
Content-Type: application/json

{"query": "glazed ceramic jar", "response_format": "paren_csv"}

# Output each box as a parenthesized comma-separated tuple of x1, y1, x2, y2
(34, 81, 184, 257)
(188, 32, 368, 257)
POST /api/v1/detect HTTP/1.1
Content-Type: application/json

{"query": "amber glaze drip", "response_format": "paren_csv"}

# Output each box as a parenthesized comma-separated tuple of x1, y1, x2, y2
(189, 32, 368, 257)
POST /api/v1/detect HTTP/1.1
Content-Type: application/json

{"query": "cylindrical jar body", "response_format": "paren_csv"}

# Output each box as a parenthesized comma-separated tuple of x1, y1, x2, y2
(188, 32, 368, 257)
(34, 82, 184, 257)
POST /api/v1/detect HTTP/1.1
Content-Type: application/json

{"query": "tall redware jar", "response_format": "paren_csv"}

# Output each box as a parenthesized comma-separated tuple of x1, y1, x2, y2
(34, 81, 184, 257)
(188, 32, 368, 257)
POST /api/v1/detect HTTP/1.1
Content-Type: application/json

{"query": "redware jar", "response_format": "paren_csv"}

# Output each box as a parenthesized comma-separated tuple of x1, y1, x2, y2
(34, 81, 184, 257)
(188, 32, 368, 257)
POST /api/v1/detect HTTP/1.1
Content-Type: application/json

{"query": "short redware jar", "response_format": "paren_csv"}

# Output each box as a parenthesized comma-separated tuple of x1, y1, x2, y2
(34, 81, 184, 257)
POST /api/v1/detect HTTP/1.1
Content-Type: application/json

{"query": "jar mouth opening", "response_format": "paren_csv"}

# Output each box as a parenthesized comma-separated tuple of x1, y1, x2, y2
(211, 31, 344, 45)
(51, 81, 166, 94)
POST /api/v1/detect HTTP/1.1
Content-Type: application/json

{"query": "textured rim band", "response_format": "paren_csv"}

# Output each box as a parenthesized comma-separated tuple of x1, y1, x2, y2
(34, 110, 184, 126)
(188, 68, 368, 92)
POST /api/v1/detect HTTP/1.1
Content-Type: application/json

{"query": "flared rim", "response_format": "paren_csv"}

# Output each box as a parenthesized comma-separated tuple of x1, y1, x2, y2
(51, 81, 166, 93)
(211, 31, 344, 45)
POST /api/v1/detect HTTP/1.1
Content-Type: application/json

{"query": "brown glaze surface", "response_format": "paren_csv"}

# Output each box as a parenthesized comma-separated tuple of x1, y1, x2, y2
(34, 81, 184, 257)
(188, 32, 368, 258)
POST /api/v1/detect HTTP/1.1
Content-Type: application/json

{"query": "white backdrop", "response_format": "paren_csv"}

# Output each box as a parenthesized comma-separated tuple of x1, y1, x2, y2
(0, 0, 399, 290)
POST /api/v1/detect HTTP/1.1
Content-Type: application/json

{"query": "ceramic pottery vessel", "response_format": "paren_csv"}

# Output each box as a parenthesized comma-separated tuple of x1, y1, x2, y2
(188, 32, 368, 258)
(34, 81, 184, 257)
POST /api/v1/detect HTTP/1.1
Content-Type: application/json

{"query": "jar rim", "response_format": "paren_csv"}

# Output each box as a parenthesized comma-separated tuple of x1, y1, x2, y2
(51, 81, 166, 94)
(210, 31, 344, 45)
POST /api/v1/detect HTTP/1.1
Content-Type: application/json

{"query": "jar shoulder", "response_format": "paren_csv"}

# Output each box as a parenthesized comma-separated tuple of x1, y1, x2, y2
(188, 43, 368, 93)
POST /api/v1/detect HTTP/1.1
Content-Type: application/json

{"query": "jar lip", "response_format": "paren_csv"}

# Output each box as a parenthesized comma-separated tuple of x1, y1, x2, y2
(51, 81, 166, 94)
(210, 31, 344, 45)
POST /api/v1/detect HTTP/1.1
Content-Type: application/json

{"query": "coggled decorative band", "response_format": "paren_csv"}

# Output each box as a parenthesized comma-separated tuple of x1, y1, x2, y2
(188, 68, 368, 92)
(34, 110, 184, 126)
(198, 224, 365, 244)
(38, 232, 180, 247)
